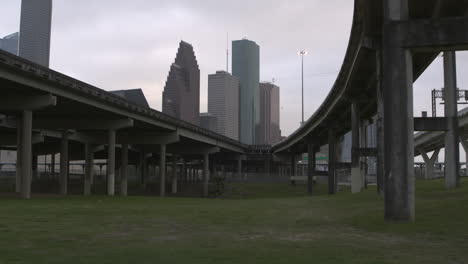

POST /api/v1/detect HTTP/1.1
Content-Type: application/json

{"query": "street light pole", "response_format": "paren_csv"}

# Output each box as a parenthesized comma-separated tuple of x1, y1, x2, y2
(299, 51, 308, 126)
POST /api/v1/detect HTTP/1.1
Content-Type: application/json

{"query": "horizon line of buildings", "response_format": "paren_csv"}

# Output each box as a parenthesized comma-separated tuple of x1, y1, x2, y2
(161, 39, 282, 145)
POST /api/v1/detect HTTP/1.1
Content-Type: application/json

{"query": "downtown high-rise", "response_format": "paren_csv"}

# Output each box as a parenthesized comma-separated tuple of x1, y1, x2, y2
(232, 39, 260, 145)
(258, 82, 281, 145)
(19, 0, 53, 67)
(0, 32, 19, 55)
(162, 41, 200, 126)
(208, 71, 240, 140)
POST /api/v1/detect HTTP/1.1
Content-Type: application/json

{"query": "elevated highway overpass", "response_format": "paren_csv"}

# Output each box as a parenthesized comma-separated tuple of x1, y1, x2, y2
(272, 0, 468, 221)
(0, 48, 247, 198)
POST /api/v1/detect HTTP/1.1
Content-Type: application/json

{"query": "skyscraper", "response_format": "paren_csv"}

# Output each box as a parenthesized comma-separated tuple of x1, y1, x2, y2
(208, 71, 240, 140)
(258, 82, 281, 145)
(0, 32, 19, 55)
(232, 39, 260, 144)
(162, 41, 200, 125)
(19, 0, 53, 67)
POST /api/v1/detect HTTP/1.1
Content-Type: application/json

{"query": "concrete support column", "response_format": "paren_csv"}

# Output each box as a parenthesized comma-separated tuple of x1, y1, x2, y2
(182, 159, 187, 182)
(360, 124, 368, 189)
(211, 157, 217, 179)
(265, 158, 271, 177)
(21, 111, 32, 199)
(203, 153, 209, 197)
(328, 128, 337, 195)
(172, 157, 178, 194)
(307, 141, 316, 195)
(32, 154, 38, 180)
(51, 153, 55, 180)
(383, 0, 415, 221)
(84, 142, 93, 196)
(460, 138, 468, 176)
(60, 131, 69, 196)
(159, 144, 166, 197)
(351, 102, 362, 193)
(419, 148, 441, 180)
(107, 129, 116, 196)
(443, 51, 460, 189)
(376, 49, 385, 195)
(15, 121, 22, 193)
(120, 144, 128, 197)
(237, 158, 242, 178)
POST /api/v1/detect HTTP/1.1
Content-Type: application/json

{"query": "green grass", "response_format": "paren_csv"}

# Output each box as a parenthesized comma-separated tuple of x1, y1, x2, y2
(0, 179, 467, 264)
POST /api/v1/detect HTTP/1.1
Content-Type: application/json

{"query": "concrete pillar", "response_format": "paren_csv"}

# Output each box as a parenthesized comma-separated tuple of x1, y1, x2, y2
(328, 128, 337, 195)
(461, 138, 468, 176)
(443, 51, 460, 189)
(237, 158, 242, 178)
(188, 165, 192, 182)
(32, 154, 38, 180)
(383, 0, 415, 221)
(107, 129, 116, 196)
(211, 157, 217, 179)
(292, 155, 297, 176)
(182, 159, 187, 182)
(265, 157, 271, 177)
(159, 144, 166, 197)
(307, 141, 316, 195)
(121, 144, 128, 197)
(21, 110, 32, 199)
(15, 121, 22, 193)
(84, 142, 93, 196)
(51, 153, 55, 180)
(60, 131, 69, 195)
(203, 153, 209, 197)
(376, 48, 385, 195)
(351, 102, 362, 193)
(172, 156, 177, 194)
(360, 124, 368, 189)
(419, 148, 441, 180)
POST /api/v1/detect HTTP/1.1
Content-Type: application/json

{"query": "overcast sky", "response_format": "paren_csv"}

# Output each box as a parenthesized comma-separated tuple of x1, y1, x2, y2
(1, 0, 468, 140)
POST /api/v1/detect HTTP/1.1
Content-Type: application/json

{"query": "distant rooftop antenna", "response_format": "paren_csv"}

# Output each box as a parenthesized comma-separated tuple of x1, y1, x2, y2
(272, 78, 276, 83)
(226, 33, 229, 73)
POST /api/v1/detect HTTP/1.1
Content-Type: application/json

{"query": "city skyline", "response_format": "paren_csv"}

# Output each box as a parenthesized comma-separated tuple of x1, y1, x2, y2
(1, 0, 467, 138)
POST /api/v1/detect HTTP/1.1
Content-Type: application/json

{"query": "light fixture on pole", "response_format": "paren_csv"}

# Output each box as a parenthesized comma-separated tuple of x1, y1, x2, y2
(298, 50, 308, 126)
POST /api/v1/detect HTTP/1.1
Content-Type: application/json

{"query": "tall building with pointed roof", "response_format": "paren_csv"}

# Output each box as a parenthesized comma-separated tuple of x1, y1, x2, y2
(162, 41, 200, 126)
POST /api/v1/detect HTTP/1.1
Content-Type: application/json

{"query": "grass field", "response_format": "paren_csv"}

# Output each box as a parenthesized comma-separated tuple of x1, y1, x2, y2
(0, 179, 467, 264)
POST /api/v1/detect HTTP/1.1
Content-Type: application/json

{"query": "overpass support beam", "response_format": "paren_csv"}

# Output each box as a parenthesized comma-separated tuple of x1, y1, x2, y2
(328, 128, 337, 195)
(107, 130, 116, 196)
(172, 156, 178, 194)
(460, 137, 468, 176)
(84, 142, 93, 196)
(120, 144, 128, 197)
(351, 102, 362, 193)
(443, 51, 460, 189)
(21, 111, 32, 199)
(376, 50, 385, 195)
(159, 144, 166, 197)
(419, 148, 441, 180)
(307, 140, 316, 195)
(60, 131, 69, 195)
(16, 121, 22, 193)
(383, 0, 415, 221)
(203, 153, 210, 197)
